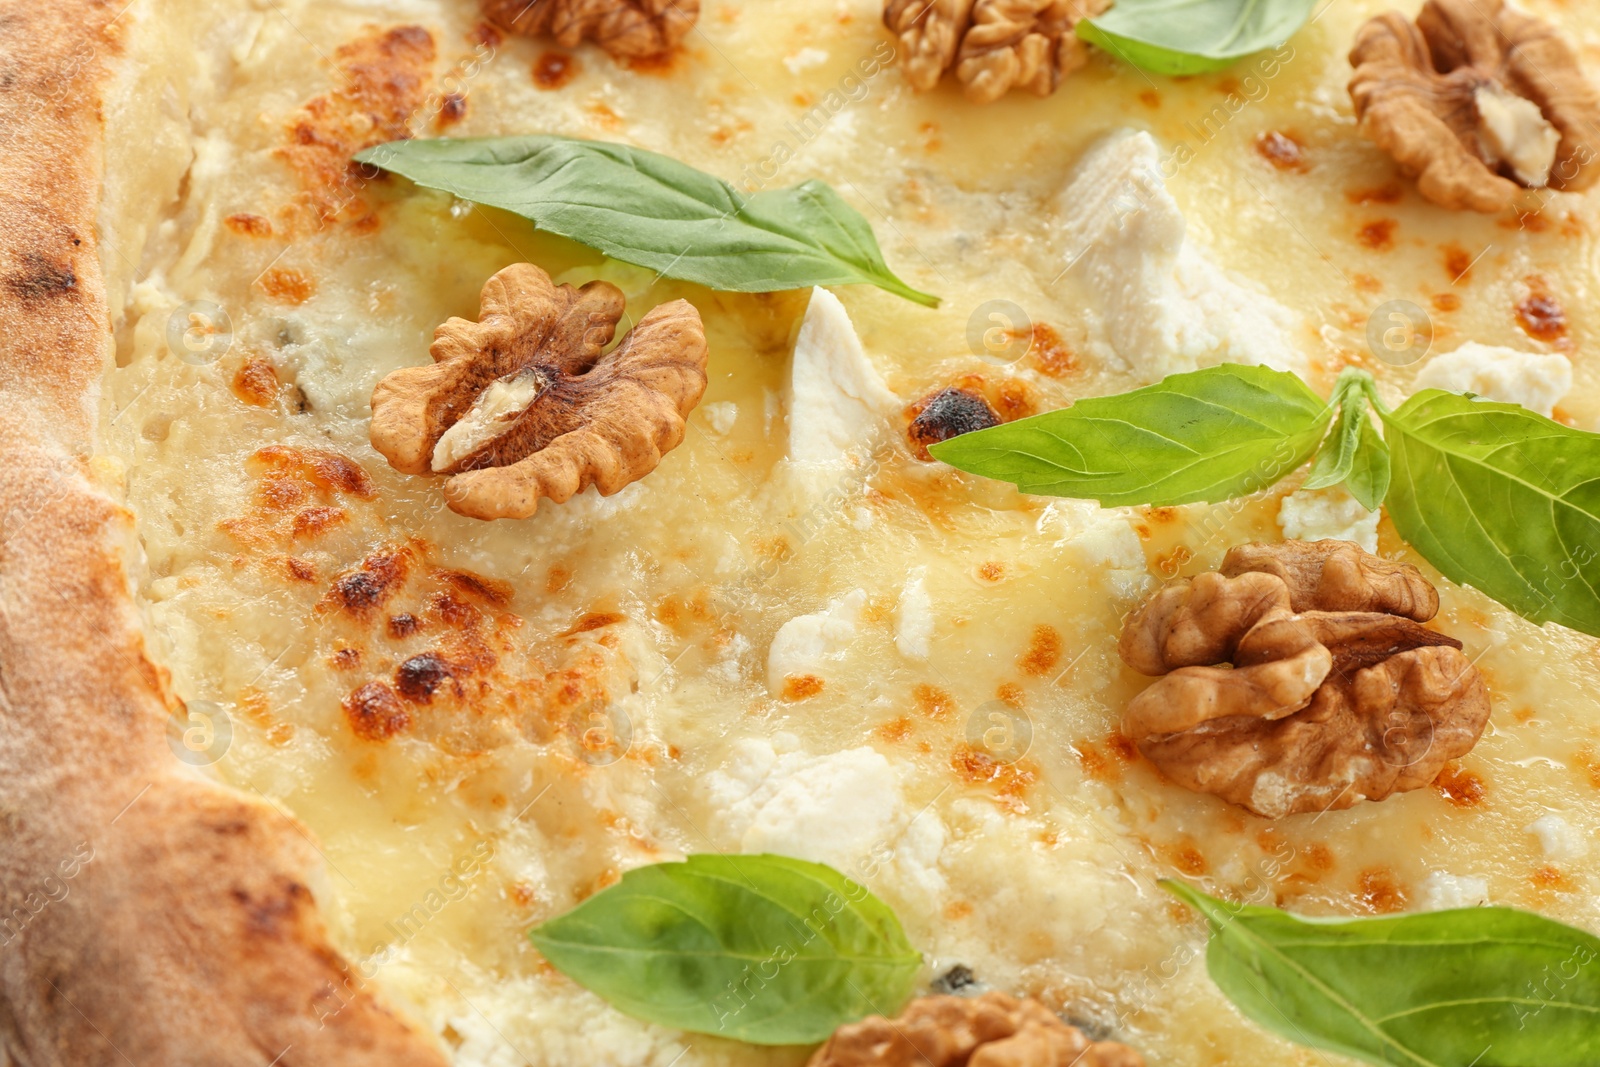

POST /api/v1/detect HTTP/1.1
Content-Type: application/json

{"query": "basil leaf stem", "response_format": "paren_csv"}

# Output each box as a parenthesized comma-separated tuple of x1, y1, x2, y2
(528, 854, 920, 1045)
(354, 136, 939, 307)
(1166, 880, 1600, 1067)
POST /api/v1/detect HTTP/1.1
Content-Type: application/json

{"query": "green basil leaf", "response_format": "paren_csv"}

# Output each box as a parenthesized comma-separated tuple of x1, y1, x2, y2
(929, 364, 1331, 507)
(1078, 0, 1317, 76)
(1166, 880, 1600, 1067)
(1345, 414, 1392, 512)
(528, 854, 920, 1045)
(1380, 390, 1600, 637)
(353, 136, 939, 307)
(1304, 375, 1391, 511)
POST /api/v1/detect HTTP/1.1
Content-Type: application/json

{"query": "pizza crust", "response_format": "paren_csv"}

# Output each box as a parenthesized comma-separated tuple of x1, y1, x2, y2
(0, 2, 446, 1063)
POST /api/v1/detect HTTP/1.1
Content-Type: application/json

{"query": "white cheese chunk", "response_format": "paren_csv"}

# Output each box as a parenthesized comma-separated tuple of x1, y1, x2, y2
(1053, 129, 1304, 382)
(704, 735, 903, 870)
(783, 47, 830, 74)
(700, 400, 738, 435)
(1420, 871, 1490, 910)
(895, 568, 934, 660)
(767, 588, 867, 688)
(432, 372, 543, 472)
(1528, 814, 1588, 861)
(1475, 85, 1561, 188)
(1277, 487, 1380, 553)
(1413, 342, 1572, 418)
(785, 288, 897, 469)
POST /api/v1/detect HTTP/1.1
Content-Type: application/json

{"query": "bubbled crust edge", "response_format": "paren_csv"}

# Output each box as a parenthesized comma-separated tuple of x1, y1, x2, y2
(0, 3, 448, 1065)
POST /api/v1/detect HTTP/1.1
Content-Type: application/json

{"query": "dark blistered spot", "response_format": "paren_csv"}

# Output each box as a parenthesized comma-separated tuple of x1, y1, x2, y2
(931, 964, 978, 994)
(1255, 130, 1306, 172)
(566, 611, 625, 636)
(440, 569, 513, 606)
(326, 551, 408, 615)
(440, 92, 467, 124)
(331, 647, 362, 671)
(342, 681, 410, 740)
(1357, 218, 1398, 250)
(387, 613, 421, 639)
(292, 505, 347, 539)
(533, 50, 580, 90)
(908, 388, 1001, 461)
(396, 653, 453, 703)
(426, 590, 482, 631)
(254, 445, 374, 498)
(1517, 293, 1567, 341)
(6, 253, 76, 302)
(286, 558, 317, 582)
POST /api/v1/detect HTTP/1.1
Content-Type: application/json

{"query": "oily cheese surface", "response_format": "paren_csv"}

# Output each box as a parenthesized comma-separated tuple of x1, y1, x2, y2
(97, 1, 1600, 1065)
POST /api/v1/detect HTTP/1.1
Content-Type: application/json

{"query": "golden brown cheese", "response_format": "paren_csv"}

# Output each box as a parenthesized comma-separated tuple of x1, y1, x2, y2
(97, 1, 1600, 1065)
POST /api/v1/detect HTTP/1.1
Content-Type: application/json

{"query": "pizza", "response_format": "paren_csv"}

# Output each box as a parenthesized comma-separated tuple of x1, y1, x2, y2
(5, 0, 1600, 1065)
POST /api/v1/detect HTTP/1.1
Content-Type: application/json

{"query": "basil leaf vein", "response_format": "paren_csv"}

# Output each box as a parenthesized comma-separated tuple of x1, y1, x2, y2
(354, 135, 939, 307)
(1079, 0, 1317, 76)
(528, 854, 920, 1045)
(1166, 880, 1600, 1067)
(930, 364, 1332, 507)
(1379, 390, 1600, 636)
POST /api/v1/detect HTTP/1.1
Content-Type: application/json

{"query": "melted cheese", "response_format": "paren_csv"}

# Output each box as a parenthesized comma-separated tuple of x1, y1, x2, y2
(97, 1, 1600, 1065)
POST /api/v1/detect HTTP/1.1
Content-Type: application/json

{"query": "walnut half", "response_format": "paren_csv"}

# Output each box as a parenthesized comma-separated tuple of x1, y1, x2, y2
(1348, 0, 1600, 212)
(884, 0, 1110, 104)
(370, 263, 708, 521)
(1118, 540, 1491, 819)
(808, 993, 1144, 1067)
(482, 0, 699, 59)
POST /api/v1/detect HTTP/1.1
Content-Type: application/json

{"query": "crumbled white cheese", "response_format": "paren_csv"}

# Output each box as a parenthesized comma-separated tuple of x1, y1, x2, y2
(1528, 814, 1588, 861)
(1475, 85, 1561, 188)
(1038, 500, 1147, 571)
(432, 372, 543, 471)
(701, 400, 738, 435)
(704, 735, 903, 869)
(785, 288, 897, 469)
(895, 568, 934, 660)
(1420, 871, 1490, 910)
(1277, 487, 1380, 553)
(1052, 129, 1304, 382)
(1413, 342, 1572, 418)
(766, 589, 867, 688)
(784, 47, 830, 74)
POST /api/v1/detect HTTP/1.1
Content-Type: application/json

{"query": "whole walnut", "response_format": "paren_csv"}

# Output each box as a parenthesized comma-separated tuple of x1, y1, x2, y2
(1118, 540, 1491, 819)
(1348, 0, 1600, 212)
(884, 0, 1109, 104)
(482, 0, 698, 59)
(808, 992, 1144, 1067)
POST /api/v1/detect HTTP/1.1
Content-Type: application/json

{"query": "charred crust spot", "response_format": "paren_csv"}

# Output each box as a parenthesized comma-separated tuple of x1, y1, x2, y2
(224, 212, 273, 237)
(907, 387, 1001, 461)
(565, 611, 626, 635)
(1348, 183, 1403, 205)
(343, 680, 411, 740)
(468, 21, 503, 49)
(258, 267, 315, 305)
(781, 674, 825, 701)
(440, 569, 514, 606)
(1517, 292, 1567, 341)
(396, 653, 454, 703)
(285, 557, 317, 582)
(440, 92, 467, 124)
(1443, 243, 1475, 283)
(425, 590, 483, 631)
(6, 252, 76, 302)
(534, 50, 581, 89)
(330, 647, 362, 671)
(1356, 867, 1408, 914)
(1019, 625, 1062, 676)
(1255, 130, 1307, 172)
(1357, 218, 1398, 250)
(912, 683, 956, 720)
(1028, 323, 1076, 379)
(1434, 763, 1487, 807)
(232, 357, 281, 406)
(255, 445, 375, 499)
(325, 551, 409, 616)
(387, 613, 421, 639)
(292, 505, 347, 539)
